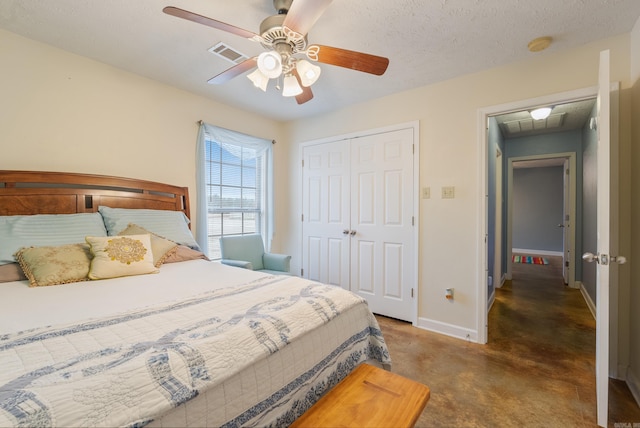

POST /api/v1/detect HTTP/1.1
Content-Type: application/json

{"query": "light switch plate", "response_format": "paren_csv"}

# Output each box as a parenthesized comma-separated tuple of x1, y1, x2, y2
(422, 186, 430, 199)
(442, 186, 455, 199)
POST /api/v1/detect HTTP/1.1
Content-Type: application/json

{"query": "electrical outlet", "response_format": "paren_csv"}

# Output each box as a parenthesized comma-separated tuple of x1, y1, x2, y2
(442, 186, 455, 199)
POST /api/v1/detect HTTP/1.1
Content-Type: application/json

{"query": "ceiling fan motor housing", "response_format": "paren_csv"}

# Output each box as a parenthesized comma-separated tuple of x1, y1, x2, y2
(273, 0, 293, 14)
(259, 13, 307, 71)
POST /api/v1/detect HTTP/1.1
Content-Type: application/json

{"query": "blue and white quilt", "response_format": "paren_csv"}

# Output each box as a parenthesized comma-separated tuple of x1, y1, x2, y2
(0, 274, 390, 427)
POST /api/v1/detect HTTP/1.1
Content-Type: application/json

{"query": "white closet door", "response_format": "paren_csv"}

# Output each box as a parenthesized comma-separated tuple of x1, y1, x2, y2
(301, 140, 350, 288)
(350, 128, 415, 319)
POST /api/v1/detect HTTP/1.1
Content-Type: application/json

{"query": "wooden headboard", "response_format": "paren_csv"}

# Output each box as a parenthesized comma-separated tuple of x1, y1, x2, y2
(0, 170, 190, 220)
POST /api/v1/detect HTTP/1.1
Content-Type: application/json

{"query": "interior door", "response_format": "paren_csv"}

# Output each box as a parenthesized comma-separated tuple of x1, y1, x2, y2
(301, 141, 350, 287)
(594, 49, 612, 428)
(349, 128, 415, 320)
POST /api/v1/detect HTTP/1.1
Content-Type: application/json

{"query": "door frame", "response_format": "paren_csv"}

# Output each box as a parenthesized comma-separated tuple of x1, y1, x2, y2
(506, 152, 577, 289)
(562, 158, 571, 284)
(477, 85, 598, 344)
(493, 147, 503, 293)
(300, 120, 421, 326)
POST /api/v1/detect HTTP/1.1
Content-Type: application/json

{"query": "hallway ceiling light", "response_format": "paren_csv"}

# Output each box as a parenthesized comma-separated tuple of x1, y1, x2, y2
(530, 107, 552, 120)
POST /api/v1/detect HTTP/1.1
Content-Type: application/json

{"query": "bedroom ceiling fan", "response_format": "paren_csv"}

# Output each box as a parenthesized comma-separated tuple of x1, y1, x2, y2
(163, 0, 389, 105)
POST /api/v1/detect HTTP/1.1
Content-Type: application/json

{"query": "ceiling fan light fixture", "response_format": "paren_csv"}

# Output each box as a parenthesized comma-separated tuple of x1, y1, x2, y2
(296, 59, 321, 87)
(531, 107, 552, 120)
(282, 74, 303, 97)
(257, 51, 282, 78)
(247, 69, 269, 91)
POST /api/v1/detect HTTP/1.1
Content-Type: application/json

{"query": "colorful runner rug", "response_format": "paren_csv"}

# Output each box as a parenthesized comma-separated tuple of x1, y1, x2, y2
(512, 255, 549, 265)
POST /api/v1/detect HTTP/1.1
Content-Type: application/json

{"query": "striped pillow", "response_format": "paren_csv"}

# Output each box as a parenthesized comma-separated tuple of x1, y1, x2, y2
(98, 206, 200, 250)
(0, 213, 107, 265)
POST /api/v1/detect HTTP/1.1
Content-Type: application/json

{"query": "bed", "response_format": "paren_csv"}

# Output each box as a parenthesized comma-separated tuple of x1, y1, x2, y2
(0, 170, 391, 427)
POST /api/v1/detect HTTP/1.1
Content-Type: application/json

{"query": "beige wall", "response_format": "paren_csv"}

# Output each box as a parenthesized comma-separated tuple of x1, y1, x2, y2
(629, 16, 640, 402)
(0, 29, 286, 238)
(284, 34, 633, 339)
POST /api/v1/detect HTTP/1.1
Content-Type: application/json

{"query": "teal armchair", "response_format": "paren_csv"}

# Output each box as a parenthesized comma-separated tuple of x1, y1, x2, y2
(219, 234, 292, 275)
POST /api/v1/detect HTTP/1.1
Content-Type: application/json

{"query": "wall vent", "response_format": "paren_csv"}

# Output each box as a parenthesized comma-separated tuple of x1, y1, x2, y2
(208, 42, 248, 64)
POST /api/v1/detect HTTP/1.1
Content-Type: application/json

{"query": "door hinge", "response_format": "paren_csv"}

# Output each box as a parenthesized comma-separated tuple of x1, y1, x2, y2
(411, 288, 414, 298)
(301, 214, 304, 222)
(412, 144, 415, 154)
(301, 268, 304, 276)
(412, 216, 414, 226)
(302, 159, 304, 167)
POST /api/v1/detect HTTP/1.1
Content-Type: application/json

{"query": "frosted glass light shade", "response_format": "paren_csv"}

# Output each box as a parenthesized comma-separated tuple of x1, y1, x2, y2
(531, 107, 552, 120)
(296, 59, 321, 87)
(247, 69, 269, 91)
(282, 74, 303, 97)
(257, 51, 282, 79)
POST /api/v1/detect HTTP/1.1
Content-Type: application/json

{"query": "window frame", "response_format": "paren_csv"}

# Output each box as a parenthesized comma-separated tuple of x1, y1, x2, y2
(196, 123, 273, 260)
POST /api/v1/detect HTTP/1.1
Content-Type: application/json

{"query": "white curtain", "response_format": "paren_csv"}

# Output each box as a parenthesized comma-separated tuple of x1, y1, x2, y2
(195, 122, 274, 253)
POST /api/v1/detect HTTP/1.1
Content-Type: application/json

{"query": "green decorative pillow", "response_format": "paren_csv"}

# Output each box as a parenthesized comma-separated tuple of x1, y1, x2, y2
(118, 223, 178, 267)
(14, 243, 92, 287)
(86, 234, 158, 280)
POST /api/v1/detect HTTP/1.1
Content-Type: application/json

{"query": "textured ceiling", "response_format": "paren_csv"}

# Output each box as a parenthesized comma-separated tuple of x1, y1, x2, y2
(1, 0, 639, 122)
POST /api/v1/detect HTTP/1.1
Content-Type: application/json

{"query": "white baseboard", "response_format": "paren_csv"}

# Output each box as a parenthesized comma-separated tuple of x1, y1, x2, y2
(512, 248, 563, 257)
(578, 281, 596, 320)
(488, 290, 495, 312)
(417, 317, 477, 343)
(627, 367, 640, 408)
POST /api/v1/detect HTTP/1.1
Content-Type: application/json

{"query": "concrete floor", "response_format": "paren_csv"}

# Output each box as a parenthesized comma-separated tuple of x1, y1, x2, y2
(377, 255, 640, 427)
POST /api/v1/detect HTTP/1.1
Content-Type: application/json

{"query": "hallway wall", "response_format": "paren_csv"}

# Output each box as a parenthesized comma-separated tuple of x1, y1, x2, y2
(505, 130, 584, 281)
(512, 166, 564, 254)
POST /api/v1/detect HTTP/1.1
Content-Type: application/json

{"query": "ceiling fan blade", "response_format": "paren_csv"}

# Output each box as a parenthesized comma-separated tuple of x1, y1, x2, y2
(207, 58, 258, 84)
(310, 45, 389, 76)
(283, 0, 333, 37)
(163, 6, 260, 40)
(293, 69, 314, 105)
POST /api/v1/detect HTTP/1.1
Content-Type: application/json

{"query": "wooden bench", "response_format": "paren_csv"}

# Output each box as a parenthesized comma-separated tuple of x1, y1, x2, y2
(291, 363, 430, 428)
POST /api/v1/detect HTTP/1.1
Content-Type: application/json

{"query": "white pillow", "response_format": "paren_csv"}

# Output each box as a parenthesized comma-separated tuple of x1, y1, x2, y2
(0, 212, 107, 265)
(86, 234, 158, 280)
(98, 206, 200, 250)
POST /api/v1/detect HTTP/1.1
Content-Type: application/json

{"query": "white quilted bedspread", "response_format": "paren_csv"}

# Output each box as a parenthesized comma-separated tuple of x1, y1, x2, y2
(0, 274, 388, 427)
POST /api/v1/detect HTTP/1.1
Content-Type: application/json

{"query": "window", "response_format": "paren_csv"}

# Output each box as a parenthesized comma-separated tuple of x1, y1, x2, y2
(196, 124, 273, 260)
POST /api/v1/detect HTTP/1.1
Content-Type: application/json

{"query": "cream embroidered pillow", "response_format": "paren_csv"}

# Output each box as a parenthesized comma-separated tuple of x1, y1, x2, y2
(14, 243, 92, 287)
(86, 234, 158, 280)
(117, 223, 178, 267)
